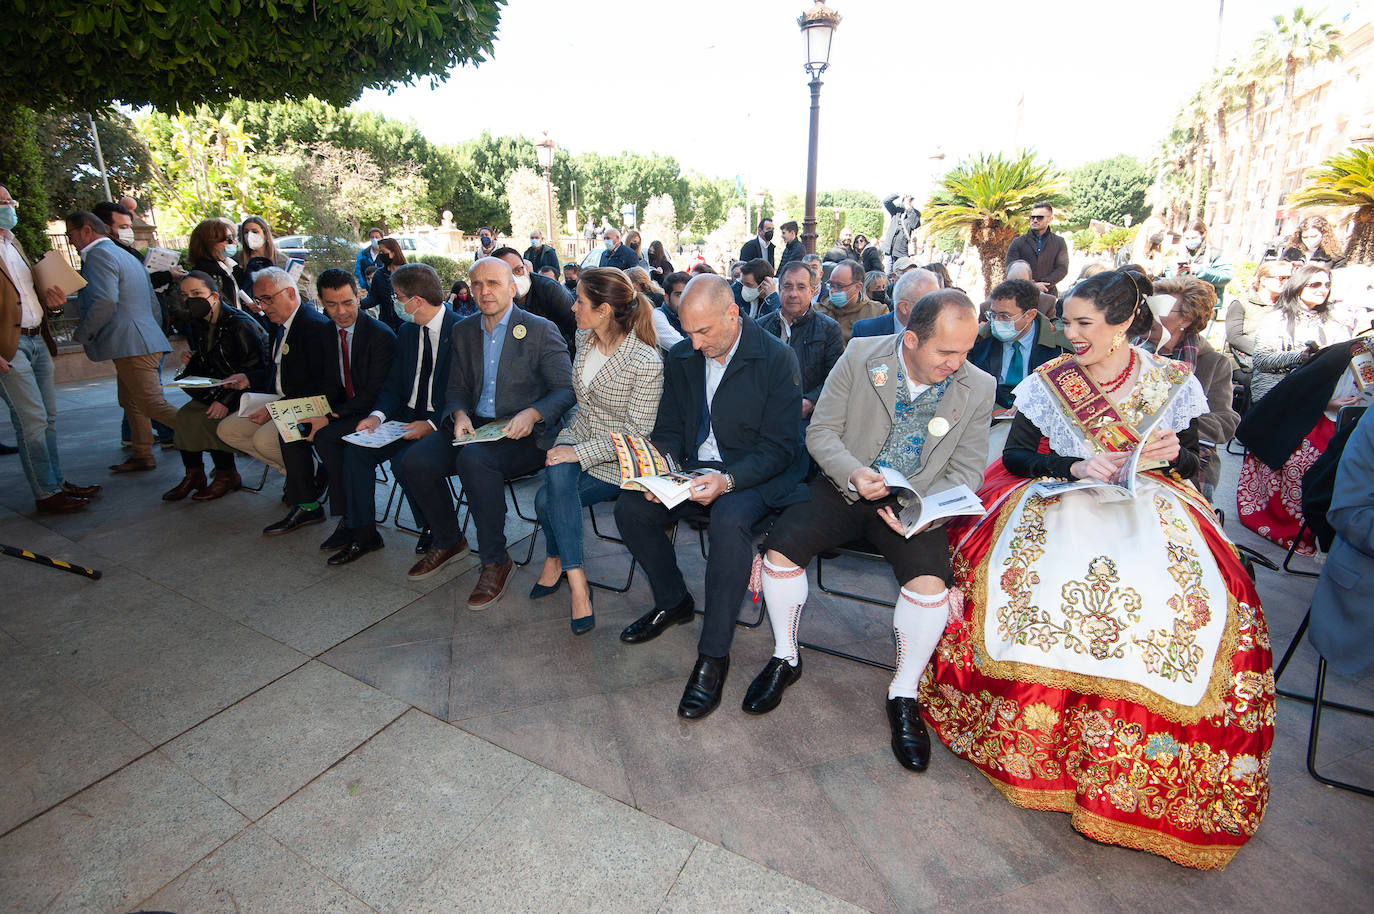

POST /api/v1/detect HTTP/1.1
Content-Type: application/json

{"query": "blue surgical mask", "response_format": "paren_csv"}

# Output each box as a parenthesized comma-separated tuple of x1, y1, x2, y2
(395, 296, 416, 323)
(990, 318, 1021, 342)
(0, 205, 16, 231)
(604, 238, 614, 250)
(223, 243, 239, 258)
(828, 289, 849, 307)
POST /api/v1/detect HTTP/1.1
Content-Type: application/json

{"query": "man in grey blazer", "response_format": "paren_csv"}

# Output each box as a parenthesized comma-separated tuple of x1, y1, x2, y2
(64, 211, 181, 472)
(749, 289, 994, 774)
(1308, 407, 1374, 675)
(402, 257, 575, 607)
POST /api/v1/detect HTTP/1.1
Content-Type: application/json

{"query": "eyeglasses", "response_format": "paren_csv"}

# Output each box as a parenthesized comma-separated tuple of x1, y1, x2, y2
(253, 288, 290, 307)
(1305, 281, 1330, 290)
(987, 311, 1024, 322)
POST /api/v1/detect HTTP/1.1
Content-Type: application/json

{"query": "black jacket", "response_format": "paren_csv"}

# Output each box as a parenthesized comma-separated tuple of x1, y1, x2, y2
(861, 245, 883, 275)
(1237, 339, 1362, 470)
(1006, 230, 1070, 296)
(333, 312, 397, 422)
(968, 316, 1073, 408)
(362, 266, 399, 330)
(523, 243, 561, 275)
(373, 309, 461, 424)
(1281, 245, 1349, 270)
(739, 237, 775, 268)
(180, 304, 270, 408)
(777, 239, 805, 274)
(273, 304, 345, 405)
(654, 315, 807, 508)
(516, 273, 578, 353)
(757, 306, 843, 405)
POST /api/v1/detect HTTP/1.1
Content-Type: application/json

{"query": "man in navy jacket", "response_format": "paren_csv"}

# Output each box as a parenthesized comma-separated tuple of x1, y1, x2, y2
(327, 263, 459, 565)
(615, 274, 807, 720)
(599, 228, 640, 271)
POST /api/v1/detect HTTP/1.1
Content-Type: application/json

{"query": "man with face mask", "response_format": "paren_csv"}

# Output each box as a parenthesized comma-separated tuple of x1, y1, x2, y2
(968, 278, 1071, 411)
(1, 191, 101, 508)
(490, 247, 577, 353)
(355, 228, 385, 292)
(598, 227, 639, 272)
(739, 218, 775, 270)
(816, 260, 885, 344)
(522, 230, 560, 277)
(1167, 219, 1233, 301)
(731, 258, 780, 320)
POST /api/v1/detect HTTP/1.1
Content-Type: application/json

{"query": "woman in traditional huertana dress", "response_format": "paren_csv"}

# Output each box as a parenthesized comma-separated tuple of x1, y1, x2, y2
(921, 267, 1274, 870)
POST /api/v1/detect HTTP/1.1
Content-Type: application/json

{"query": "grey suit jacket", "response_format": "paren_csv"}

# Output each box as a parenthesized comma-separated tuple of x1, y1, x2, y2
(441, 304, 575, 449)
(73, 239, 170, 362)
(1309, 407, 1374, 675)
(807, 333, 995, 504)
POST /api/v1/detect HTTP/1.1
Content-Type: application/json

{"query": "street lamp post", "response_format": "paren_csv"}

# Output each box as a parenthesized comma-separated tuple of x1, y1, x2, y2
(535, 133, 557, 249)
(798, 2, 840, 255)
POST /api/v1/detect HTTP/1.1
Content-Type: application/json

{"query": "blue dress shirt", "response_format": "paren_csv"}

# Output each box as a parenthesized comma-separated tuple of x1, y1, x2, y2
(477, 306, 512, 417)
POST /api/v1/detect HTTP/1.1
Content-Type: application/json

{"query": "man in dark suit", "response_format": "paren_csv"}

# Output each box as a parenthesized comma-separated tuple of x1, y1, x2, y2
(216, 266, 344, 534)
(326, 263, 459, 565)
(1005, 202, 1069, 297)
(757, 261, 843, 423)
(969, 279, 1072, 410)
(615, 274, 807, 720)
(851, 269, 940, 340)
(599, 228, 639, 271)
(491, 246, 577, 352)
(738, 217, 775, 270)
(308, 269, 397, 550)
(403, 257, 575, 606)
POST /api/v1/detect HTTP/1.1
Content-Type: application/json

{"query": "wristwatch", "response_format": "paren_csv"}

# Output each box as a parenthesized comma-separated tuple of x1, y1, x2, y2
(723, 473, 736, 493)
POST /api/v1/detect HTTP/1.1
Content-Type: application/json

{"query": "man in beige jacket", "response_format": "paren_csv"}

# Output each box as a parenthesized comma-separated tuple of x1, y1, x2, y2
(746, 289, 994, 773)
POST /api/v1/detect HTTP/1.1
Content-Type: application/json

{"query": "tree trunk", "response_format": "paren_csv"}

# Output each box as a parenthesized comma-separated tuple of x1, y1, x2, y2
(1213, 100, 1230, 249)
(1348, 205, 1374, 265)
(1189, 117, 1207, 223)
(1235, 84, 1257, 257)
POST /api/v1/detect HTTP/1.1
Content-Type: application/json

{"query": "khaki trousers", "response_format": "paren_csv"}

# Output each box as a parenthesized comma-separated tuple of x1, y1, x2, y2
(216, 414, 285, 475)
(114, 353, 182, 461)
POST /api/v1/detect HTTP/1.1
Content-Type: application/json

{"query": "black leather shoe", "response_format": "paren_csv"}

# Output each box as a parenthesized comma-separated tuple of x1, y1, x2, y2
(0, 441, 17, 455)
(741, 657, 802, 715)
(320, 519, 352, 551)
(677, 654, 729, 720)
(886, 697, 932, 772)
(327, 535, 385, 566)
(619, 593, 695, 644)
(415, 528, 432, 555)
(263, 505, 326, 536)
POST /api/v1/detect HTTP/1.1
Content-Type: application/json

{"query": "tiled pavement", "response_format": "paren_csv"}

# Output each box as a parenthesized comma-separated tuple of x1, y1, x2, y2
(0, 376, 1370, 913)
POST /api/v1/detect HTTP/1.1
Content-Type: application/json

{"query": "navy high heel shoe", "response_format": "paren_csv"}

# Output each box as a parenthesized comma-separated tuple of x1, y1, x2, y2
(570, 589, 595, 635)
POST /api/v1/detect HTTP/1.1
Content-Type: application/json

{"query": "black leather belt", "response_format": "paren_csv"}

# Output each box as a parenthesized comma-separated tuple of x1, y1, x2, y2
(19, 326, 42, 336)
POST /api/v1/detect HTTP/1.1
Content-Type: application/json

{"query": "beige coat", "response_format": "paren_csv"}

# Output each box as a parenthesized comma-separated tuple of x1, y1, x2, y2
(816, 294, 886, 343)
(807, 333, 995, 504)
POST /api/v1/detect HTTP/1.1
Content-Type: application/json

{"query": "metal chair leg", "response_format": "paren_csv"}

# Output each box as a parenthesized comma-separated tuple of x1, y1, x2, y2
(1281, 521, 1320, 578)
(1306, 658, 1374, 797)
(239, 462, 271, 493)
(816, 549, 895, 608)
(1275, 609, 1374, 716)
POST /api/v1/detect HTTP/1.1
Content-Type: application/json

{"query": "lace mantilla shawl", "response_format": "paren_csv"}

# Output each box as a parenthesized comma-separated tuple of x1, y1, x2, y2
(1010, 348, 1208, 460)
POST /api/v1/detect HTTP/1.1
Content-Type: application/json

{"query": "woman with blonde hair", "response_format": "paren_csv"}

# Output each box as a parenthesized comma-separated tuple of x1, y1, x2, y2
(625, 265, 665, 306)
(1281, 214, 1347, 268)
(530, 267, 662, 634)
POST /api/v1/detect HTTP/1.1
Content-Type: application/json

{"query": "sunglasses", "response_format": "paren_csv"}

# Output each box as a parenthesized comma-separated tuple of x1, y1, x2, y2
(1305, 281, 1330, 290)
(1028, 215, 1048, 221)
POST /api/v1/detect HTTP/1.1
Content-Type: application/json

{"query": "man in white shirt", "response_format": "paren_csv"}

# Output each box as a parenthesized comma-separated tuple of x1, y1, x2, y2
(0, 190, 101, 511)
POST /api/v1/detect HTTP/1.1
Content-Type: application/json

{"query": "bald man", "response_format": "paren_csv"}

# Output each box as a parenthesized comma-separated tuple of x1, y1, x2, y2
(615, 274, 808, 720)
(851, 268, 941, 339)
(402, 257, 574, 606)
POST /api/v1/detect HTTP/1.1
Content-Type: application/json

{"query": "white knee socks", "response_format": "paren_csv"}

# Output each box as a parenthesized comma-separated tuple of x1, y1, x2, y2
(761, 557, 807, 665)
(889, 587, 949, 700)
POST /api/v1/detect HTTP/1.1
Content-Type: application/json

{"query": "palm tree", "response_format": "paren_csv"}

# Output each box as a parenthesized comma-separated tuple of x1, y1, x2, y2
(1230, 47, 1282, 252)
(1252, 7, 1343, 243)
(923, 150, 1066, 292)
(1287, 144, 1374, 264)
(1182, 89, 1210, 223)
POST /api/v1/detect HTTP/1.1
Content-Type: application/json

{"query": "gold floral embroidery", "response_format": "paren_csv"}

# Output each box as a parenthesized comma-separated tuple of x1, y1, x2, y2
(1059, 556, 1142, 660)
(1131, 495, 1210, 682)
(993, 493, 1052, 647)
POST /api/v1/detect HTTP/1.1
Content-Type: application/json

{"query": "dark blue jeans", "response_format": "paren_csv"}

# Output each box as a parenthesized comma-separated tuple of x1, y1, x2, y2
(534, 463, 621, 571)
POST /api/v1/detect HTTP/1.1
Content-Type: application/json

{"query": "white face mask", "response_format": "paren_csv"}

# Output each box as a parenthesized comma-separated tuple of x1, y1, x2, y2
(245, 231, 265, 251)
(116, 227, 136, 245)
(740, 285, 761, 303)
(513, 273, 532, 298)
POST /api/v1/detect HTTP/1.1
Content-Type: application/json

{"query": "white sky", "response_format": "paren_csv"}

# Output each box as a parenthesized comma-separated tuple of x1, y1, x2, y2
(354, 0, 1358, 197)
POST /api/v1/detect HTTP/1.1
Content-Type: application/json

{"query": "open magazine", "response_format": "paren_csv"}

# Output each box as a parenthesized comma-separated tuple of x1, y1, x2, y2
(267, 395, 332, 442)
(451, 419, 510, 446)
(610, 433, 701, 509)
(1029, 385, 1183, 502)
(874, 467, 985, 538)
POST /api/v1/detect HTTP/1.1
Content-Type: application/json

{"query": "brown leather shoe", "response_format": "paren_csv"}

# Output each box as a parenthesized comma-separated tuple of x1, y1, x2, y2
(407, 536, 469, 580)
(161, 469, 207, 501)
(192, 469, 243, 501)
(466, 556, 514, 610)
(35, 492, 89, 514)
(61, 481, 102, 498)
(109, 457, 156, 473)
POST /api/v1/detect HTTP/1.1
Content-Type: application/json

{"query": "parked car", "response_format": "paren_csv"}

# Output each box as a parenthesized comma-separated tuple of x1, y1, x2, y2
(275, 234, 355, 266)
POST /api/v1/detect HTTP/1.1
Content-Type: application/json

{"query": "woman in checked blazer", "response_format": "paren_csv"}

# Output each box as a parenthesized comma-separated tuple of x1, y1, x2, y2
(531, 267, 663, 633)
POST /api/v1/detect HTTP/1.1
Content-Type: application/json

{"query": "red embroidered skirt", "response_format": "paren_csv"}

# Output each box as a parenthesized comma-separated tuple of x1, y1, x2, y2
(1236, 416, 1335, 555)
(922, 462, 1275, 870)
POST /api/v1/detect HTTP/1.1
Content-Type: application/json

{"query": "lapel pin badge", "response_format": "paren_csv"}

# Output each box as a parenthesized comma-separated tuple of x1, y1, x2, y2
(870, 363, 889, 387)
(512, 324, 527, 340)
(927, 417, 950, 437)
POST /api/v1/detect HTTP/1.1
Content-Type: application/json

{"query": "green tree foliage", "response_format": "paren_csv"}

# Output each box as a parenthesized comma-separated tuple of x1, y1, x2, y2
(641, 194, 679, 252)
(1, 1, 505, 111)
(574, 151, 688, 235)
(0, 106, 51, 256)
(413, 254, 469, 288)
(685, 174, 740, 238)
(843, 209, 884, 242)
(1068, 155, 1150, 227)
(1287, 144, 1374, 263)
(924, 150, 1067, 290)
(38, 110, 152, 216)
(818, 189, 880, 209)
